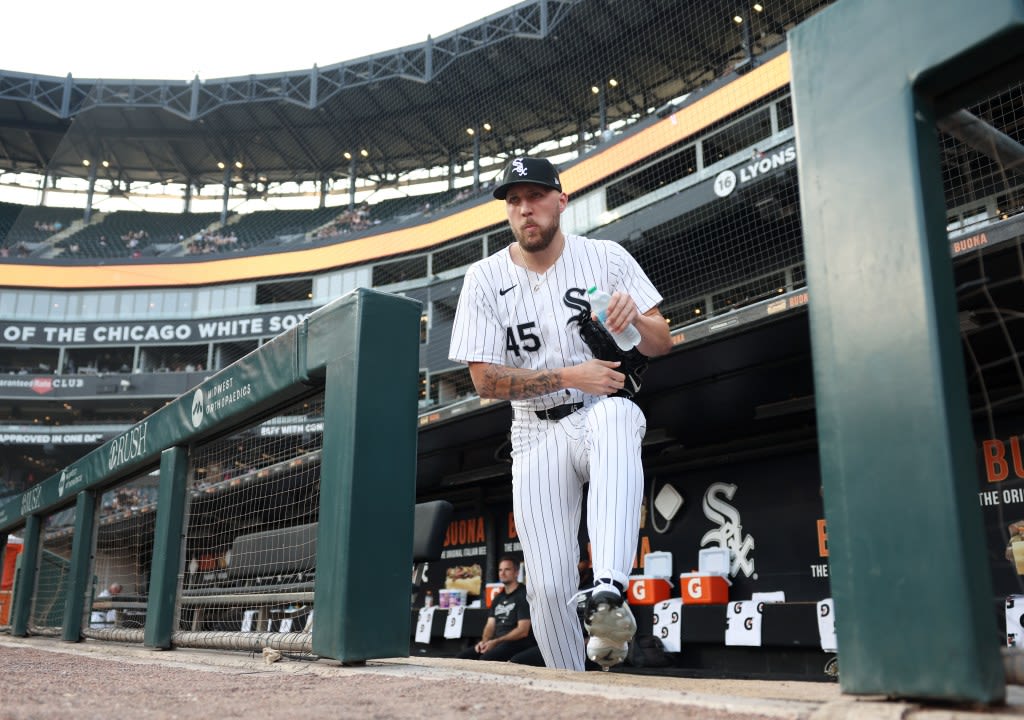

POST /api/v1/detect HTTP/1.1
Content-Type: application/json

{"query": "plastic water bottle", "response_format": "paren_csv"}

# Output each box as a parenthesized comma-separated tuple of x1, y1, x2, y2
(588, 286, 641, 351)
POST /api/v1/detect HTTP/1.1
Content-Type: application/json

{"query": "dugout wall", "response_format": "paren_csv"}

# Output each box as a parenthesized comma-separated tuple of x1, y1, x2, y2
(0, 288, 422, 663)
(791, 0, 1024, 704)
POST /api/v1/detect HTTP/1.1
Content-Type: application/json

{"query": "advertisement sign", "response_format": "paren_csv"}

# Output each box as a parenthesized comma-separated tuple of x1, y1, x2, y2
(974, 421, 1024, 606)
(0, 310, 311, 348)
(418, 510, 489, 605)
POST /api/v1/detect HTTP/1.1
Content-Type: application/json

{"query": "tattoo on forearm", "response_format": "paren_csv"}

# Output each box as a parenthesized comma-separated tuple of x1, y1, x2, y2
(480, 365, 561, 399)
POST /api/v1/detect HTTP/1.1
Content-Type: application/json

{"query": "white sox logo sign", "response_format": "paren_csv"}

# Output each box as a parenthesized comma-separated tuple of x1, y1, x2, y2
(511, 158, 528, 177)
(700, 481, 756, 579)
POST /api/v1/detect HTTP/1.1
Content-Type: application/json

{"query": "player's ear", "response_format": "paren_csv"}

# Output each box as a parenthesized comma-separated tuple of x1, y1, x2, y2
(557, 192, 568, 212)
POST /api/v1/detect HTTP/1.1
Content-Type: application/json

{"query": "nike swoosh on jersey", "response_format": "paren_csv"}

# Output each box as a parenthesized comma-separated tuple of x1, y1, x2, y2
(499, 284, 518, 296)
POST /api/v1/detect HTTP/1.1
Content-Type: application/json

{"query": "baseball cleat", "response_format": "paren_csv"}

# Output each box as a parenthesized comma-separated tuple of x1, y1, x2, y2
(586, 635, 628, 671)
(582, 583, 636, 670)
(584, 586, 637, 645)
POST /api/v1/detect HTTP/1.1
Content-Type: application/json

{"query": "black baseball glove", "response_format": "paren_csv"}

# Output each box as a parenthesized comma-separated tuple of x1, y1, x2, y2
(572, 309, 648, 399)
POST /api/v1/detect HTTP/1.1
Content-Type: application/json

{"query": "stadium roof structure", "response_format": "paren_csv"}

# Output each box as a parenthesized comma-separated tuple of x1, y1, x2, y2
(0, 0, 829, 194)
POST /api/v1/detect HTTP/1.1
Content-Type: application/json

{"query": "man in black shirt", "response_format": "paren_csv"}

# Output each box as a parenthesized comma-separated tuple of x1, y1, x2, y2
(458, 555, 535, 661)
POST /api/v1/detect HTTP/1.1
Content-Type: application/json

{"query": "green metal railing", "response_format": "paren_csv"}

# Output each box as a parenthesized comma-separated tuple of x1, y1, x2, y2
(0, 288, 421, 663)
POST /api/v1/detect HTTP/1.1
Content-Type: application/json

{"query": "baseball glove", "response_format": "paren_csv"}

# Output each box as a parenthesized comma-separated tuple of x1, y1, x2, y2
(573, 309, 648, 399)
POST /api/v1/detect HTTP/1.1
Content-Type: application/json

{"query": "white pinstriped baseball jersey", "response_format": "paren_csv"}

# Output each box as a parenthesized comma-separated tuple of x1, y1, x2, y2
(449, 231, 660, 671)
(448, 233, 662, 407)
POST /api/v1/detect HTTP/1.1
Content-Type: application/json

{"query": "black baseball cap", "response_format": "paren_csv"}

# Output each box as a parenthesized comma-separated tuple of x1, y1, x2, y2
(492, 157, 562, 199)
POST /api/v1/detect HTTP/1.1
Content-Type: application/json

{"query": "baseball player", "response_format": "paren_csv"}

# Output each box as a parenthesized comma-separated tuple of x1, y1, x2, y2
(448, 157, 672, 671)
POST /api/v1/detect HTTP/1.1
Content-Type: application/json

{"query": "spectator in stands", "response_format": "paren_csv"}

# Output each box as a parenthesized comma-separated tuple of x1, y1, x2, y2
(457, 555, 535, 662)
(33, 220, 61, 234)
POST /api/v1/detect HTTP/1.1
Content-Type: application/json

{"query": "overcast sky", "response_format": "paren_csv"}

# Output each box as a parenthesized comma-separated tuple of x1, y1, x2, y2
(0, 1, 522, 80)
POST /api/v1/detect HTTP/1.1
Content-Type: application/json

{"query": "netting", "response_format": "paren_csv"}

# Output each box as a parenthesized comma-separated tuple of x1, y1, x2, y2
(80, 472, 159, 641)
(937, 77, 1024, 614)
(176, 394, 322, 651)
(30, 507, 74, 635)
(0, 0, 837, 491)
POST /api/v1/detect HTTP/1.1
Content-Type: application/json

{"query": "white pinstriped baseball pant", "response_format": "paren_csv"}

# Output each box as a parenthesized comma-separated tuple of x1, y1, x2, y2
(510, 396, 646, 671)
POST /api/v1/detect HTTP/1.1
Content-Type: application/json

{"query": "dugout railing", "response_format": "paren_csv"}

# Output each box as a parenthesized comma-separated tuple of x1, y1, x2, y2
(790, 0, 1024, 704)
(0, 287, 424, 663)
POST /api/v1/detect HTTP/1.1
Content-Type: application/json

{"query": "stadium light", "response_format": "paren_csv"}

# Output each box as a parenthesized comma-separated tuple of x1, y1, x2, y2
(733, 15, 743, 24)
(82, 159, 90, 167)
(234, 161, 244, 169)
(101, 160, 110, 168)
(753, 3, 763, 12)
(466, 128, 475, 136)
(359, 149, 368, 158)
(343, 152, 352, 160)
(217, 162, 225, 170)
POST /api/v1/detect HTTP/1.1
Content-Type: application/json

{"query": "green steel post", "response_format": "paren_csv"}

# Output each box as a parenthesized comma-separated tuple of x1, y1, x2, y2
(310, 289, 422, 662)
(11, 514, 41, 637)
(789, 0, 1024, 703)
(145, 446, 190, 649)
(62, 490, 97, 642)
(0, 531, 6, 624)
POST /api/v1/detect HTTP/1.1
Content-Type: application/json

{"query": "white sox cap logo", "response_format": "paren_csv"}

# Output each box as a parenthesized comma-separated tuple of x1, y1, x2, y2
(492, 157, 562, 199)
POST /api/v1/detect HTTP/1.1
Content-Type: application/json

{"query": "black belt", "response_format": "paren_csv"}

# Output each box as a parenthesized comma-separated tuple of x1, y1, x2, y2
(535, 402, 584, 421)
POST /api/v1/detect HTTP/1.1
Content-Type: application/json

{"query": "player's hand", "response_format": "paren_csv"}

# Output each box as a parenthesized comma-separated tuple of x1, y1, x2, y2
(567, 359, 626, 396)
(601, 291, 639, 335)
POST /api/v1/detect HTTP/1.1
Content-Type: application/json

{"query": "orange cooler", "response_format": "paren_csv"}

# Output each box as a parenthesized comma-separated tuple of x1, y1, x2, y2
(679, 573, 730, 604)
(627, 576, 673, 605)
(484, 582, 504, 608)
(1, 542, 24, 625)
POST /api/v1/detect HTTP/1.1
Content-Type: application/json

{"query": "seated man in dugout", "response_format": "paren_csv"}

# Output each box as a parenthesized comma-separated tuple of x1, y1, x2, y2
(90, 582, 122, 628)
(458, 555, 536, 662)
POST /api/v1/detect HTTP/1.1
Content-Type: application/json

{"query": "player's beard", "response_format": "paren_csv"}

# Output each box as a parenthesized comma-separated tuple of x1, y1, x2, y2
(513, 218, 558, 254)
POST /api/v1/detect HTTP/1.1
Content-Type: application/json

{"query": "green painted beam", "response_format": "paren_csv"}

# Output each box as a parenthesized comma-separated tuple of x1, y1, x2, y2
(11, 514, 40, 637)
(790, 0, 1024, 703)
(145, 446, 189, 649)
(62, 489, 97, 642)
(310, 289, 422, 662)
